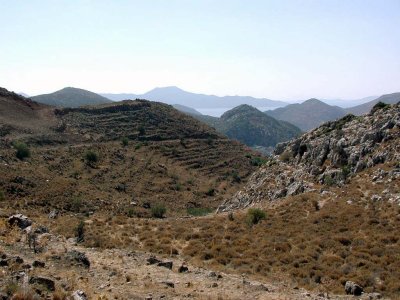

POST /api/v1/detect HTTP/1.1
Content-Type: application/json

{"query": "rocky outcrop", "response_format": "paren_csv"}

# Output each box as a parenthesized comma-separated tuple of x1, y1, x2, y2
(218, 103, 400, 212)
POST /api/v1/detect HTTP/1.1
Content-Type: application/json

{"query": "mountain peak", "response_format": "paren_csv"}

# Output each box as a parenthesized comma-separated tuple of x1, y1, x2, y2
(303, 98, 324, 105)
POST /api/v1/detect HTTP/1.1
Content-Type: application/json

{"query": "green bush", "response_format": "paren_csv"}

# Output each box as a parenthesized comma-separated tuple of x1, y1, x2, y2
(135, 143, 142, 150)
(246, 208, 266, 225)
(323, 175, 335, 186)
(250, 156, 267, 166)
(14, 142, 30, 160)
(187, 207, 213, 216)
(151, 203, 166, 218)
(121, 137, 129, 147)
(85, 150, 98, 164)
(205, 188, 215, 196)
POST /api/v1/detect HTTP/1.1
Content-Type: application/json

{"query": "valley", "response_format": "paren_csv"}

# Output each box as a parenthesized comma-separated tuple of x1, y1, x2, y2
(0, 86, 399, 299)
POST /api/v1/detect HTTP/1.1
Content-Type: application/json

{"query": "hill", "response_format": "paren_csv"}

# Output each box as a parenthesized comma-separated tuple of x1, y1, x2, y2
(265, 98, 347, 131)
(215, 102, 400, 295)
(0, 94, 264, 216)
(218, 105, 301, 147)
(0, 87, 56, 138)
(1, 87, 399, 298)
(32, 87, 113, 107)
(187, 105, 301, 148)
(172, 104, 202, 115)
(101, 86, 287, 109)
(346, 92, 400, 115)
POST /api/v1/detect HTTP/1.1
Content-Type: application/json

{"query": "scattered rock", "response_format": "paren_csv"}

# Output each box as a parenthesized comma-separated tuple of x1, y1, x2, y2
(67, 250, 90, 268)
(29, 276, 55, 291)
(345, 281, 363, 296)
(33, 260, 45, 268)
(162, 281, 175, 288)
(157, 261, 173, 270)
(72, 290, 88, 300)
(147, 256, 161, 265)
(0, 259, 8, 267)
(178, 265, 189, 273)
(48, 210, 58, 219)
(8, 214, 32, 229)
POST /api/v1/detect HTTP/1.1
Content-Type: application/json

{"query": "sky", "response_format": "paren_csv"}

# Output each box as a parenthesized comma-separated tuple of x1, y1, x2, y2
(0, 0, 399, 100)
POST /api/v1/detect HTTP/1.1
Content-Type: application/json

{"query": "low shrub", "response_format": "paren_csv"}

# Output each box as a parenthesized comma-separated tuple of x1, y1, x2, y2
(205, 188, 215, 196)
(0, 190, 5, 201)
(246, 208, 266, 225)
(14, 142, 30, 160)
(187, 207, 214, 216)
(250, 156, 267, 166)
(121, 137, 129, 147)
(84, 150, 98, 164)
(151, 203, 166, 218)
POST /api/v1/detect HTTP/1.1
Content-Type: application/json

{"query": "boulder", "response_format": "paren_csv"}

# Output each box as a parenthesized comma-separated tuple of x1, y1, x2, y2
(67, 250, 90, 268)
(8, 214, 32, 229)
(344, 281, 363, 296)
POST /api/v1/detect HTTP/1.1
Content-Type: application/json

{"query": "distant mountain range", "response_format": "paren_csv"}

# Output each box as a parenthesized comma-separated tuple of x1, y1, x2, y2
(345, 92, 400, 115)
(32, 87, 112, 107)
(265, 98, 347, 131)
(20, 86, 400, 136)
(321, 96, 378, 108)
(186, 104, 301, 148)
(101, 86, 287, 109)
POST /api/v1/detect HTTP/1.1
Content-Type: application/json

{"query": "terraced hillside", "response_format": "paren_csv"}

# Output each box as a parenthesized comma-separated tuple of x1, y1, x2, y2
(0, 89, 264, 217)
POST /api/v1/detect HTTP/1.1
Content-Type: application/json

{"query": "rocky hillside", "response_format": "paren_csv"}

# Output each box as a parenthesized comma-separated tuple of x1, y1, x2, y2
(32, 87, 112, 107)
(265, 99, 347, 131)
(219, 102, 399, 211)
(192, 105, 301, 148)
(346, 92, 400, 116)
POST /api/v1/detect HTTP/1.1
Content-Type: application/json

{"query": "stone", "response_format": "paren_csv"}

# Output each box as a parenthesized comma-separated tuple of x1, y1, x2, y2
(178, 265, 189, 273)
(147, 256, 161, 265)
(33, 260, 45, 268)
(48, 210, 58, 219)
(162, 281, 175, 288)
(8, 214, 32, 229)
(157, 261, 173, 270)
(29, 276, 55, 291)
(67, 250, 90, 268)
(344, 281, 363, 296)
(72, 290, 88, 300)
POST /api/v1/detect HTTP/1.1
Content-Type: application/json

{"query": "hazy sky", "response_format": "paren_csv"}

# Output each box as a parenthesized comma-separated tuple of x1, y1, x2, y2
(1, 0, 399, 100)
